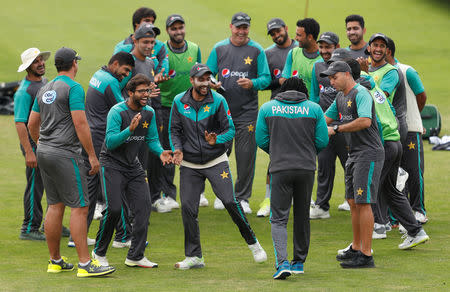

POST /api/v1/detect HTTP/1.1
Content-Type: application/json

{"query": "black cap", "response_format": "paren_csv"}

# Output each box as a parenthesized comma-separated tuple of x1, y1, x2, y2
(317, 32, 339, 45)
(54, 47, 81, 65)
(266, 18, 285, 34)
(366, 33, 389, 54)
(320, 61, 352, 77)
(327, 48, 353, 64)
(231, 12, 251, 27)
(134, 23, 158, 39)
(190, 63, 212, 77)
(166, 14, 185, 27)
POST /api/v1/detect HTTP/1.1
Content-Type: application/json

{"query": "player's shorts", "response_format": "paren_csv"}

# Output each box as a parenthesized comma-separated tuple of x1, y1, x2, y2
(345, 160, 383, 204)
(37, 150, 89, 208)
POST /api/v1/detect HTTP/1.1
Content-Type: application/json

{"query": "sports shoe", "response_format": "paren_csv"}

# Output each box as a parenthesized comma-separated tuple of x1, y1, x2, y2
(310, 199, 315, 207)
(214, 198, 225, 210)
(125, 256, 158, 268)
(398, 229, 429, 250)
(273, 261, 291, 280)
(414, 211, 428, 224)
(240, 200, 252, 214)
(290, 262, 304, 274)
(91, 250, 109, 266)
(336, 246, 359, 262)
(398, 223, 407, 234)
(199, 193, 209, 207)
(164, 196, 180, 209)
(248, 241, 267, 263)
(77, 259, 115, 277)
(256, 198, 270, 217)
(152, 198, 172, 213)
(340, 251, 375, 269)
(61, 226, 71, 237)
(68, 237, 96, 247)
(338, 200, 350, 211)
(112, 240, 131, 248)
(338, 243, 373, 255)
(309, 205, 330, 219)
(385, 222, 393, 232)
(372, 223, 387, 239)
(47, 256, 74, 273)
(174, 256, 205, 270)
(19, 231, 46, 241)
(93, 203, 105, 220)
(396, 167, 409, 192)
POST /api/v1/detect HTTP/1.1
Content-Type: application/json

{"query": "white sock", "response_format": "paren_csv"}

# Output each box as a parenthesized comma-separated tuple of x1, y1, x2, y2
(79, 260, 90, 266)
(265, 184, 270, 198)
(51, 258, 62, 263)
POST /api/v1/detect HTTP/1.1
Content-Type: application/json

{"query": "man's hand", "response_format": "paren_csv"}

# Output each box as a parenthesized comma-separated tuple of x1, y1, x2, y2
(25, 150, 37, 168)
(328, 126, 336, 136)
(357, 57, 369, 73)
(237, 78, 253, 89)
(209, 80, 222, 90)
(154, 68, 169, 83)
(278, 77, 286, 85)
(129, 113, 142, 132)
(204, 130, 217, 145)
(88, 155, 100, 175)
(173, 149, 183, 165)
(160, 150, 173, 165)
(149, 83, 161, 98)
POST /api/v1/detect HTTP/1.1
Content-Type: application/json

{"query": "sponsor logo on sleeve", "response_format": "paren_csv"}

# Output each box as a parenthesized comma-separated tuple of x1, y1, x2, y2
(42, 90, 57, 104)
(292, 70, 299, 77)
(273, 69, 281, 78)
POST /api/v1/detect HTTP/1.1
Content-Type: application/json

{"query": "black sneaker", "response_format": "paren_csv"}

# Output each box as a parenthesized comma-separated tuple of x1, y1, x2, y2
(340, 251, 375, 269)
(61, 226, 71, 237)
(336, 246, 359, 262)
(77, 259, 115, 277)
(47, 256, 74, 273)
(19, 231, 46, 241)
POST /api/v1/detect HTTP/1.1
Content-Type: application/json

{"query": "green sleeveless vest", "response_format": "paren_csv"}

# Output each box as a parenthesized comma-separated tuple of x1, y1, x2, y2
(291, 48, 321, 92)
(368, 63, 398, 103)
(361, 72, 400, 141)
(160, 41, 199, 107)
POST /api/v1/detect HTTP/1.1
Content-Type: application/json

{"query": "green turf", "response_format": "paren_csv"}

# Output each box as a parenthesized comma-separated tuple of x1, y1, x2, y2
(1, 0, 449, 290)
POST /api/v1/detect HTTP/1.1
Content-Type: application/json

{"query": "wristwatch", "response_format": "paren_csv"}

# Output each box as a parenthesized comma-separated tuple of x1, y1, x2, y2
(333, 125, 339, 133)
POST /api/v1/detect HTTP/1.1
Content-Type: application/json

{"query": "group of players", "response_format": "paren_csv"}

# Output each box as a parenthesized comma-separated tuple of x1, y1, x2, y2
(13, 7, 429, 279)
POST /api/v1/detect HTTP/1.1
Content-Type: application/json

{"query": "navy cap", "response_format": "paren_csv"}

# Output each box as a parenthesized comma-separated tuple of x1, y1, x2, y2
(166, 14, 185, 27)
(54, 47, 81, 65)
(266, 18, 285, 34)
(190, 63, 212, 77)
(231, 12, 251, 27)
(317, 31, 339, 45)
(134, 23, 158, 39)
(327, 48, 353, 64)
(320, 61, 352, 77)
(366, 33, 389, 54)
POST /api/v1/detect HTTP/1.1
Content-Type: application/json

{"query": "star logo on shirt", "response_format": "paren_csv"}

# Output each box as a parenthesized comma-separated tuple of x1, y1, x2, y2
(152, 49, 155, 55)
(347, 100, 352, 107)
(187, 56, 193, 63)
(374, 75, 379, 82)
(408, 141, 415, 150)
(244, 56, 253, 65)
(142, 121, 149, 128)
(220, 170, 229, 179)
(247, 124, 254, 132)
(204, 105, 210, 112)
(159, 125, 164, 132)
(357, 188, 364, 196)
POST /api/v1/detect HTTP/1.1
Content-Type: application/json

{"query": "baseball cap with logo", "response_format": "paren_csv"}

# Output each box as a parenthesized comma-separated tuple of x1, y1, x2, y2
(17, 48, 51, 72)
(166, 14, 185, 27)
(317, 32, 339, 45)
(54, 47, 81, 66)
(327, 48, 353, 64)
(135, 23, 158, 39)
(266, 18, 285, 34)
(190, 63, 212, 77)
(231, 12, 251, 27)
(320, 61, 352, 77)
(365, 33, 389, 54)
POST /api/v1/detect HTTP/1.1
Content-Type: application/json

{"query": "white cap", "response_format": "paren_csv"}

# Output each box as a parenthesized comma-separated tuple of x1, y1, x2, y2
(17, 48, 51, 72)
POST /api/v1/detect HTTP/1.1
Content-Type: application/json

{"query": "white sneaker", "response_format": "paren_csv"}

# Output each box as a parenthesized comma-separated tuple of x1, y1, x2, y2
(398, 229, 430, 249)
(414, 211, 428, 224)
(112, 240, 131, 248)
(164, 196, 180, 209)
(338, 200, 350, 211)
(152, 198, 172, 213)
(256, 198, 270, 217)
(92, 250, 109, 266)
(93, 203, 105, 220)
(125, 256, 158, 268)
(396, 167, 409, 192)
(337, 243, 373, 255)
(174, 256, 205, 270)
(248, 241, 267, 263)
(214, 198, 225, 210)
(240, 200, 252, 214)
(310, 205, 330, 219)
(372, 223, 387, 239)
(68, 237, 95, 247)
(398, 223, 407, 234)
(199, 193, 209, 207)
